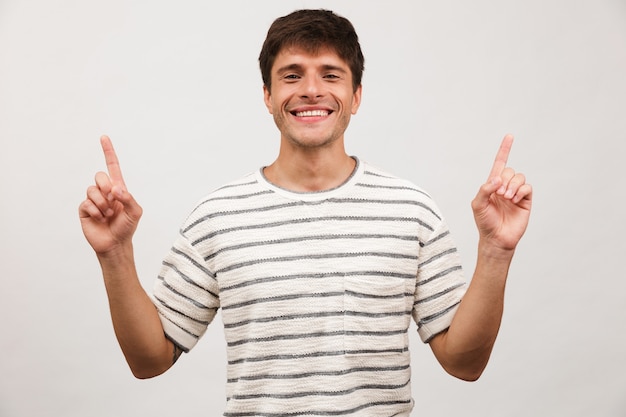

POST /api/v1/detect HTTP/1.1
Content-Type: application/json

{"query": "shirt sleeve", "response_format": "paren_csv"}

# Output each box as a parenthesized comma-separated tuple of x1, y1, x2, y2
(151, 230, 220, 352)
(412, 218, 467, 343)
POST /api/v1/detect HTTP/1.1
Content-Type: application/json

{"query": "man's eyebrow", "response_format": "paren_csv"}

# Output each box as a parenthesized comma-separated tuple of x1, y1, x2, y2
(275, 63, 304, 73)
(275, 63, 348, 73)
(320, 64, 347, 73)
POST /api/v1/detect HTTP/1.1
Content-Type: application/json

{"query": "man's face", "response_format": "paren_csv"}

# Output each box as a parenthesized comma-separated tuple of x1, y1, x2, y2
(263, 46, 362, 150)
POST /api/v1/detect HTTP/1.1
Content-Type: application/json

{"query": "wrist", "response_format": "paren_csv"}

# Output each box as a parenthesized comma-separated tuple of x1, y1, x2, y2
(477, 239, 515, 263)
(97, 242, 135, 268)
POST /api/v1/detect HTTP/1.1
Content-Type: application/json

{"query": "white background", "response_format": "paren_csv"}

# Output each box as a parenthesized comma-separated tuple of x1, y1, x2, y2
(1, 1, 625, 416)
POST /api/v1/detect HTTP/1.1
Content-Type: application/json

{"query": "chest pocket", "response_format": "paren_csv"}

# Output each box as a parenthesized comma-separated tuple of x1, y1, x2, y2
(343, 276, 412, 356)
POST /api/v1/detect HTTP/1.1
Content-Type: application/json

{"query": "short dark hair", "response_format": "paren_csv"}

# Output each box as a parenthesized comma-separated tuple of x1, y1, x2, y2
(259, 9, 365, 92)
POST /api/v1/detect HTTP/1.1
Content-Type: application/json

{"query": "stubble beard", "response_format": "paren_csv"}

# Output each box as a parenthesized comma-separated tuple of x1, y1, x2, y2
(274, 112, 351, 151)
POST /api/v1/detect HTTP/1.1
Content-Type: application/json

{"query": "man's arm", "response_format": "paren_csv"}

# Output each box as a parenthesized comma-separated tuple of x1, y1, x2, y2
(79, 135, 177, 379)
(429, 134, 532, 381)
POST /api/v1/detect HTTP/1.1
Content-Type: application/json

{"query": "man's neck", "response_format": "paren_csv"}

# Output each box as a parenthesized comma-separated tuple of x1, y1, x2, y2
(263, 146, 356, 192)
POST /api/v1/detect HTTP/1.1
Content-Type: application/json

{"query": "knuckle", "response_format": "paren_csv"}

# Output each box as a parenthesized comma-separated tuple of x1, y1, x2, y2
(86, 185, 98, 196)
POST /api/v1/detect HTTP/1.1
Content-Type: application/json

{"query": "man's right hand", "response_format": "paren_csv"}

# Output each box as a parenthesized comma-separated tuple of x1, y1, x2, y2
(79, 135, 143, 255)
(78, 136, 175, 379)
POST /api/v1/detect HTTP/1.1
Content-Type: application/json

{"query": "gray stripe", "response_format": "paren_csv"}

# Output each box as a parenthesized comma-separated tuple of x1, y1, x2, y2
(223, 310, 412, 329)
(357, 181, 431, 197)
(362, 170, 395, 179)
(418, 247, 458, 268)
(423, 230, 450, 246)
(192, 215, 434, 245)
(205, 233, 419, 261)
(230, 379, 411, 400)
(220, 270, 415, 293)
(227, 329, 407, 348)
(229, 349, 346, 365)
(170, 245, 215, 280)
(333, 197, 439, 219)
(215, 179, 258, 191)
(222, 291, 343, 310)
(160, 315, 199, 344)
(223, 399, 413, 417)
(417, 265, 463, 287)
(417, 301, 462, 328)
(154, 295, 210, 329)
(227, 346, 409, 366)
(184, 201, 302, 233)
(345, 289, 413, 300)
(156, 276, 214, 310)
(345, 347, 409, 355)
(414, 283, 466, 305)
(216, 251, 419, 274)
(161, 260, 219, 298)
(228, 364, 410, 383)
(184, 180, 261, 220)
(195, 189, 274, 208)
(163, 333, 190, 353)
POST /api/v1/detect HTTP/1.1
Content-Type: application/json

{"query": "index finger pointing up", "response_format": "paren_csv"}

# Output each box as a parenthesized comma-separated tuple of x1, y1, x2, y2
(100, 135, 126, 187)
(488, 134, 514, 180)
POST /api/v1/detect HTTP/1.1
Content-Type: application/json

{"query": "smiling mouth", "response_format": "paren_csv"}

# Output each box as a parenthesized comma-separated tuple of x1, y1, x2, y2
(292, 109, 331, 117)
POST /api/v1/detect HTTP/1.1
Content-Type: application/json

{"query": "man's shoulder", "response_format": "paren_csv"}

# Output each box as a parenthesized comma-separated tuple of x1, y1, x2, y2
(358, 160, 432, 199)
(181, 170, 266, 221)
(209, 170, 262, 198)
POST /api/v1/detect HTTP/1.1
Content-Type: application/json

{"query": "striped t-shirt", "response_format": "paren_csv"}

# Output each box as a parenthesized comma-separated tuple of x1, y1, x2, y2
(152, 158, 466, 416)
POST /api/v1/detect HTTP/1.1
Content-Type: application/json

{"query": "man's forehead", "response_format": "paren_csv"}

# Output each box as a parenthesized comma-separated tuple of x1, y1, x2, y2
(273, 45, 348, 68)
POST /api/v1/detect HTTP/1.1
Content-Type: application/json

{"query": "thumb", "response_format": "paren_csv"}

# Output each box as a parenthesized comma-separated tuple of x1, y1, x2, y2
(472, 177, 501, 212)
(111, 184, 143, 222)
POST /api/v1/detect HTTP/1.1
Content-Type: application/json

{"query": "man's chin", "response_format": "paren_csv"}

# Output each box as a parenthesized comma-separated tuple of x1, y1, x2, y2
(285, 135, 339, 150)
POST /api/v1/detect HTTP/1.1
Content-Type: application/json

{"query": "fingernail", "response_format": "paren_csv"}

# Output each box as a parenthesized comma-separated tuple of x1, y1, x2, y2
(505, 189, 514, 198)
(105, 208, 114, 217)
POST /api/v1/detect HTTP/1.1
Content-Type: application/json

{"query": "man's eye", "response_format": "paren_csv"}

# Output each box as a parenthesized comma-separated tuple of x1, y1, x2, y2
(324, 74, 340, 79)
(284, 74, 300, 80)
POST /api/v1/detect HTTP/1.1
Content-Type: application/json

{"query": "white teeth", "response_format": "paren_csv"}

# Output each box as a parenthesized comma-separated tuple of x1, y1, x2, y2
(295, 110, 329, 117)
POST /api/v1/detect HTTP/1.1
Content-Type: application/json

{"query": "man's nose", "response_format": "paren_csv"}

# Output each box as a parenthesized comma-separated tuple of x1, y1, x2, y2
(300, 76, 324, 99)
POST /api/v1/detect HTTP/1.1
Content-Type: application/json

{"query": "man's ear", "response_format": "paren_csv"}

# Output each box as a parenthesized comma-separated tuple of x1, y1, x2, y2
(263, 85, 273, 114)
(351, 84, 362, 115)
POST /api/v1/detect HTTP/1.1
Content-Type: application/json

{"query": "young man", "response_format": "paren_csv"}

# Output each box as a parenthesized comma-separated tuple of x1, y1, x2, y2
(79, 9, 532, 416)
